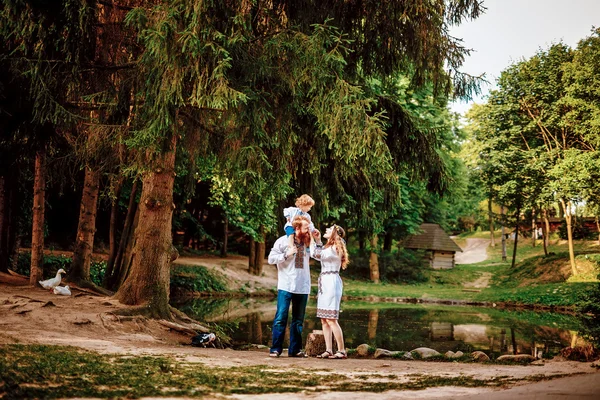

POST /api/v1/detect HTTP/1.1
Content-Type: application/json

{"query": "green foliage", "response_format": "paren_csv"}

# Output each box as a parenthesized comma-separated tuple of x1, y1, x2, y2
(170, 265, 227, 294)
(14, 252, 106, 286)
(557, 219, 595, 240)
(577, 262, 600, 349)
(346, 249, 427, 283)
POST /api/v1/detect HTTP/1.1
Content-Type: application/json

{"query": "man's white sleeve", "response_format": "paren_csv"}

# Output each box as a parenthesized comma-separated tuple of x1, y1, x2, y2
(268, 238, 288, 265)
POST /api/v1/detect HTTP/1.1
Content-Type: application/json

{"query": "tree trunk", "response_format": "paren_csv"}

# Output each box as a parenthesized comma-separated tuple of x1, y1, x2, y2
(501, 205, 507, 262)
(488, 196, 495, 247)
(358, 231, 366, 251)
(255, 235, 266, 276)
(369, 235, 380, 284)
(248, 237, 256, 273)
(530, 208, 536, 248)
(105, 179, 138, 290)
(383, 230, 393, 252)
(559, 199, 577, 276)
(115, 136, 177, 318)
(510, 204, 520, 269)
(105, 175, 124, 282)
(541, 208, 549, 256)
(0, 176, 7, 273)
(595, 215, 600, 246)
(220, 215, 228, 258)
(115, 205, 139, 289)
(30, 149, 46, 286)
(70, 167, 100, 283)
(249, 226, 266, 276)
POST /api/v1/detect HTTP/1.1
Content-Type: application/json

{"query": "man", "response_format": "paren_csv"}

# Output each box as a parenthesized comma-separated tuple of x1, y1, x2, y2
(267, 215, 315, 357)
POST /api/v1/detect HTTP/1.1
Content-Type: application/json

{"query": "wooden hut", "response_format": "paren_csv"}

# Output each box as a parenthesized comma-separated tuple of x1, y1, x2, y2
(403, 223, 462, 269)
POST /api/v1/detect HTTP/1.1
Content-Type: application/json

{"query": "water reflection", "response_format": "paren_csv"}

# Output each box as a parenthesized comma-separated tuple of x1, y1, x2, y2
(173, 297, 583, 357)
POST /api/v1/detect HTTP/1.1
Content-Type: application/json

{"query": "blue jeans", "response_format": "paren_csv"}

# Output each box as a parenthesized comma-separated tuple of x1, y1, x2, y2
(270, 290, 308, 356)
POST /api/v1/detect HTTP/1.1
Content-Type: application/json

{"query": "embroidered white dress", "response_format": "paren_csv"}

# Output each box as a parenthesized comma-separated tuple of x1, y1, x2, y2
(314, 245, 343, 319)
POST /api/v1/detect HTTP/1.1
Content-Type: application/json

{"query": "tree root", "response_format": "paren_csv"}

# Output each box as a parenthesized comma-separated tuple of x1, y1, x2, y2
(67, 279, 114, 297)
(106, 304, 230, 347)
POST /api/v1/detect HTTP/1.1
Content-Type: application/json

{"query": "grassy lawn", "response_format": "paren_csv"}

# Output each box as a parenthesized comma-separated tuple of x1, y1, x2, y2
(0, 345, 530, 398)
(343, 235, 600, 307)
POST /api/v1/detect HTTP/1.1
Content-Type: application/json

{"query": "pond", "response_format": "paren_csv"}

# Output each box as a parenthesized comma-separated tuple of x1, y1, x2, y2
(174, 297, 585, 358)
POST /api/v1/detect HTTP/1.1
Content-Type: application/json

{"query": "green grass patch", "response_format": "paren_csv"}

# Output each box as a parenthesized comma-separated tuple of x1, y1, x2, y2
(170, 265, 228, 293)
(0, 344, 545, 398)
(341, 238, 599, 308)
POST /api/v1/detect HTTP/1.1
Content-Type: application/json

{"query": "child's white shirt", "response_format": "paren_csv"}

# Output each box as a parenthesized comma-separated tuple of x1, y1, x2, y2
(283, 207, 315, 231)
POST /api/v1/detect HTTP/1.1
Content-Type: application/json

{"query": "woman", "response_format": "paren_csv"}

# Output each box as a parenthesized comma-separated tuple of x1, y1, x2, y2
(312, 224, 349, 359)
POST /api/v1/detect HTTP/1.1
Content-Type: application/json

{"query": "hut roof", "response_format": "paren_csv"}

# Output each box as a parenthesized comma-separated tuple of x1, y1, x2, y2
(403, 223, 462, 253)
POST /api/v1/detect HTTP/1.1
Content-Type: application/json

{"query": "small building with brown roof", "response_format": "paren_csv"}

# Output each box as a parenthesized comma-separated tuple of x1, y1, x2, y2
(403, 223, 463, 269)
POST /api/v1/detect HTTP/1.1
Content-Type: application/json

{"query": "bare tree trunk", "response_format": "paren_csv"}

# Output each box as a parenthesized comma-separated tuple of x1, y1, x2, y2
(70, 167, 100, 283)
(359, 231, 366, 251)
(115, 205, 139, 289)
(369, 235, 380, 284)
(510, 204, 521, 269)
(541, 208, 549, 256)
(220, 215, 228, 258)
(30, 149, 46, 286)
(105, 179, 138, 289)
(0, 176, 7, 273)
(559, 199, 577, 276)
(105, 175, 124, 280)
(531, 208, 536, 248)
(595, 215, 600, 246)
(383, 230, 393, 252)
(254, 226, 266, 276)
(488, 196, 495, 247)
(501, 205, 507, 262)
(115, 135, 177, 318)
(248, 237, 256, 273)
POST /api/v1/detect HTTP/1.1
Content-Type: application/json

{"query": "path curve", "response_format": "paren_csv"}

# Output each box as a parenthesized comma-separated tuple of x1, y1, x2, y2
(454, 238, 490, 265)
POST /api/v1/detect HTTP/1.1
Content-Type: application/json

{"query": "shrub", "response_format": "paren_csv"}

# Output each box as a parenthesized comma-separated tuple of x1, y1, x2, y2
(170, 265, 228, 294)
(15, 252, 108, 287)
(345, 248, 427, 283)
(557, 219, 595, 240)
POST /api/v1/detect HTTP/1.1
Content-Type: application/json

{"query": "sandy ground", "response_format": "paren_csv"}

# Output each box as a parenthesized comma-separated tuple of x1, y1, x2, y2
(2, 245, 600, 399)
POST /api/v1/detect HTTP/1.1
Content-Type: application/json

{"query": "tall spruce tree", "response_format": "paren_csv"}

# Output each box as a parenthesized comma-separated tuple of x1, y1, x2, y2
(3, 0, 483, 317)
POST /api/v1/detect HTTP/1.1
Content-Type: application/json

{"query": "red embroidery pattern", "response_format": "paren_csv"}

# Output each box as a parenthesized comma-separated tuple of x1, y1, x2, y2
(316, 308, 339, 319)
(318, 271, 339, 294)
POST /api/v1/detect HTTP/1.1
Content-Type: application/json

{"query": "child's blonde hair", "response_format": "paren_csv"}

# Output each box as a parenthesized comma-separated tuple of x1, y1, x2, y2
(295, 194, 315, 208)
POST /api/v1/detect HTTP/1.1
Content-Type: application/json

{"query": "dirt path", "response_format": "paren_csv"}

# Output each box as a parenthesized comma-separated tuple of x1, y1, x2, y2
(2, 269, 599, 399)
(455, 238, 490, 265)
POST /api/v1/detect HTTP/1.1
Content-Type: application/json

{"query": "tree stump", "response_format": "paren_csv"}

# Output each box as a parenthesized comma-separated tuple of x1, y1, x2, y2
(305, 329, 337, 357)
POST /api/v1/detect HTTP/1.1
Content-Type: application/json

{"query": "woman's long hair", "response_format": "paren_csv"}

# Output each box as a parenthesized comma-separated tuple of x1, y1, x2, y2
(324, 225, 349, 270)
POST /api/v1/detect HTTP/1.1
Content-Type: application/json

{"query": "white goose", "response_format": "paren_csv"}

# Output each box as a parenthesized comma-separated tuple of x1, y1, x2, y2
(39, 269, 66, 290)
(53, 285, 71, 296)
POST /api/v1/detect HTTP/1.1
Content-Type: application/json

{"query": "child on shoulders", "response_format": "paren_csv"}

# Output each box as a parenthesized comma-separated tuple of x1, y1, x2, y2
(283, 194, 315, 258)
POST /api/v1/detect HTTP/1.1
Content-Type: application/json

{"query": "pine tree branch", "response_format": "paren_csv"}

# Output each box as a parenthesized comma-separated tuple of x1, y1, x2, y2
(98, 1, 134, 11)
(5, 57, 136, 71)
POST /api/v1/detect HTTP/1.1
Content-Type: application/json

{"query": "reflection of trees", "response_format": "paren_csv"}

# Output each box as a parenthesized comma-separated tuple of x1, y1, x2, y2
(174, 300, 585, 353)
(247, 312, 263, 345)
(172, 298, 232, 320)
(368, 309, 379, 341)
